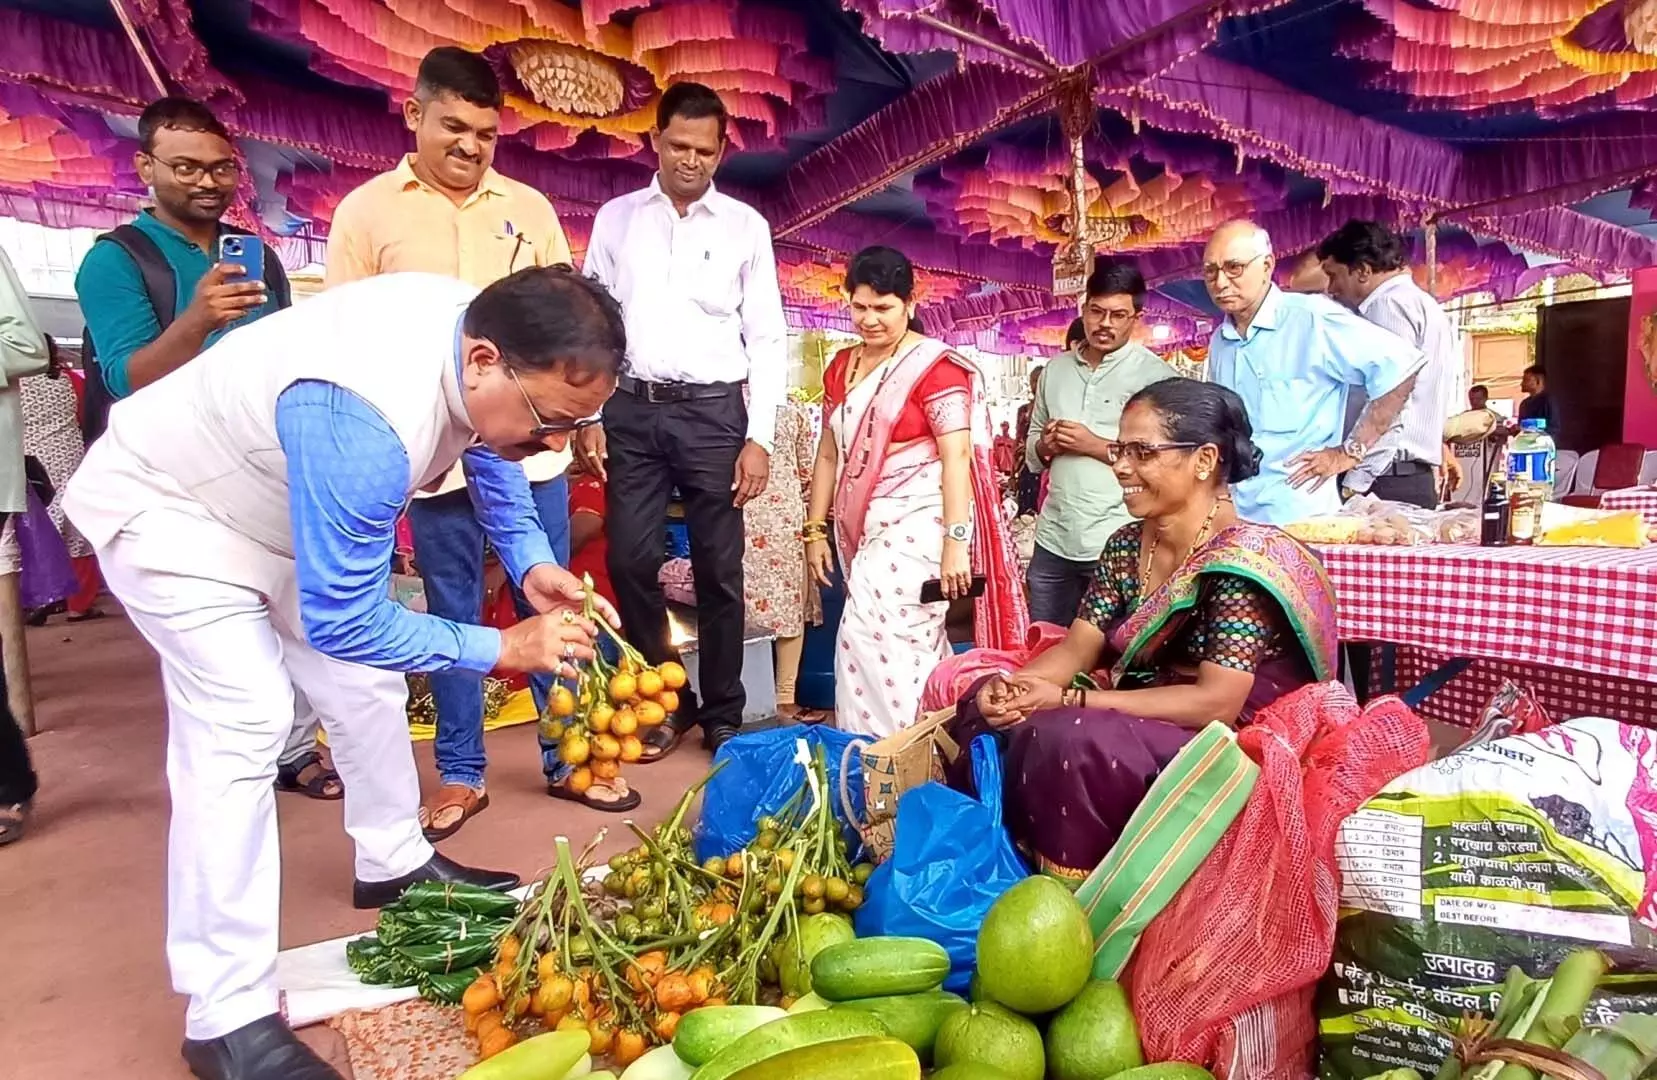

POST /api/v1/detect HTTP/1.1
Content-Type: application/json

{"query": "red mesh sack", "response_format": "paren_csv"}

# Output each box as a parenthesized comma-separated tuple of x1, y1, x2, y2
(1122, 683, 1429, 1080)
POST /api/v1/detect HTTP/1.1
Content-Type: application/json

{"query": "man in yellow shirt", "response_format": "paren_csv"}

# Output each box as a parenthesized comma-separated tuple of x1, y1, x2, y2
(326, 47, 624, 837)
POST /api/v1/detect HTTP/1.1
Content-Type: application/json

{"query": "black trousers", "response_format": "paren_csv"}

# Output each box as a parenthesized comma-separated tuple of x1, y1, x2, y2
(1367, 467, 1438, 509)
(0, 514, 34, 806)
(604, 388, 747, 733)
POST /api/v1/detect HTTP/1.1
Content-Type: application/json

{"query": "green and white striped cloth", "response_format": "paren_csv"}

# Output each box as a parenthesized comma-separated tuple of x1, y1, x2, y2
(1075, 721, 1258, 979)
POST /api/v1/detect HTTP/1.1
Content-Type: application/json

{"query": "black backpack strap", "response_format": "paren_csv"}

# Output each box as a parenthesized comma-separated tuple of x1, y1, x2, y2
(79, 224, 177, 443)
(262, 245, 292, 310)
(100, 224, 177, 330)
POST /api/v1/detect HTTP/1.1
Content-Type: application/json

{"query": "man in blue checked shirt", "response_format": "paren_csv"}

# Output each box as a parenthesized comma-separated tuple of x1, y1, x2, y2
(65, 267, 622, 1080)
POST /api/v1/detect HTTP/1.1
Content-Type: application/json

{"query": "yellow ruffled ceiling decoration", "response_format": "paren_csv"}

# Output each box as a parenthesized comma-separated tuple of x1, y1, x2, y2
(259, 0, 827, 151)
(1364, 0, 1657, 107)
(922, 146, 1257, 255)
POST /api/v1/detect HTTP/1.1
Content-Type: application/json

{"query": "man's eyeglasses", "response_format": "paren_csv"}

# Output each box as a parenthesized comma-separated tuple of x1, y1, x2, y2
(1201, 253, 1266, 282)
(1103, 441, 1200, 465)
(145, 154, 241, 186)
(509, 368, 600, 438)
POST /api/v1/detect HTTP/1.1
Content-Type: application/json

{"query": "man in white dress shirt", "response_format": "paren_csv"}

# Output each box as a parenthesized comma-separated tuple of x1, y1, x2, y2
(1317, 219, 1459, 509)
(575, 82, 786, 759)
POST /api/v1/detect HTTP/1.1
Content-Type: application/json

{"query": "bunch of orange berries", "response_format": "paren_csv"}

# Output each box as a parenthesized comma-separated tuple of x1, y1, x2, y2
(541, 654, 688, 794)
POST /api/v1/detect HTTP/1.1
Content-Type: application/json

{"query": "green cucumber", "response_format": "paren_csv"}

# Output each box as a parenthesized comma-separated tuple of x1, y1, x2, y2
(724, 1035, 919, 1080)
(831, 990, 967, 1063)
(688, 1009, 888, 1080)
(672, 1006, 787, 1067)
(808, 937, 951, 1002)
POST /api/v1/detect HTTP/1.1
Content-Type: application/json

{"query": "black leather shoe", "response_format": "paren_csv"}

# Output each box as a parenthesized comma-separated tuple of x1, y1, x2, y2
(703, 724, 741, 753)
(352, 852, 521, 910)
(182, 1014, 342, 1080)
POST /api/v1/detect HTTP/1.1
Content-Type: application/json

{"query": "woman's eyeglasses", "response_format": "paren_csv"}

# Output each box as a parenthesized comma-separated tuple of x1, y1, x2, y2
(509, 368, 600, 438)
(145, 154, 241, 186)
(1103, 441, 1199, 465)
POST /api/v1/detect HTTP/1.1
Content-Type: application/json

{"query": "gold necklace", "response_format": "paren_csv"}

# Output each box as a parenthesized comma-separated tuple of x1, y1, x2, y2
(1140, 498, 1222, 596)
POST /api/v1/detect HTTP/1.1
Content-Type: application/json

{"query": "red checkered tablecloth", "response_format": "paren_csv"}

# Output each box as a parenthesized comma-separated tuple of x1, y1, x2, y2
(1311, 543, 1657, 685)
(1600, 486, 1657, 527)
(1372, 645, 1657, 728)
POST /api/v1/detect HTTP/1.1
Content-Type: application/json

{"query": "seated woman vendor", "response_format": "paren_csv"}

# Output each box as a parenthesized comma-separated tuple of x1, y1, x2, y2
(948, 378, 1337, 879)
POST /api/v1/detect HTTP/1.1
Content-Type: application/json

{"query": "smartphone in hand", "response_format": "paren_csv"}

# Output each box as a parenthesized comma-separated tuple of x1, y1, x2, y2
(920, 576, 987, 604)
(217, 234, 265, 284)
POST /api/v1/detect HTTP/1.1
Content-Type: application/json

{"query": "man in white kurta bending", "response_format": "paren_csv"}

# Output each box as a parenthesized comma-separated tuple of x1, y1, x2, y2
(66, 267, 623, 1080)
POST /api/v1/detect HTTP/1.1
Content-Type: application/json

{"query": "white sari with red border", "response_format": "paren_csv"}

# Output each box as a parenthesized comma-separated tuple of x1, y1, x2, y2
(828, 337, 1027, 737)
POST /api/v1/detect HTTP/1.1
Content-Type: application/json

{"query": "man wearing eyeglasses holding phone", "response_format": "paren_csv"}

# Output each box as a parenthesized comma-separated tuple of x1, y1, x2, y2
(326, 47, 597, 831)
(1201, 220, 1423, 527)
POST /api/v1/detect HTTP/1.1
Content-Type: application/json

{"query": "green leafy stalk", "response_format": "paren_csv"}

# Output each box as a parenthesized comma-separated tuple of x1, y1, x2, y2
(1489, 950, 1608, 1080)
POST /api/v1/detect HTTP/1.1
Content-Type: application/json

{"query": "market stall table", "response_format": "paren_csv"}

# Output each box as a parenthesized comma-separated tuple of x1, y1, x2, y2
(1310, 542, 1657, 726)
(1599, 486, 1657, 527)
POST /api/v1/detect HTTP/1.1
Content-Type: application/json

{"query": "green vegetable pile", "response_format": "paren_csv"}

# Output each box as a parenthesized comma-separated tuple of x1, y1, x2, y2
(343, 881, 517, 1004)
(1423, 948, 1657, 1080)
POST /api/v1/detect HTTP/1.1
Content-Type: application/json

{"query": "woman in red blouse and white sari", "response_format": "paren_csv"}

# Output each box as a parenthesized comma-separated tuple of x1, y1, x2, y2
(805, 247, 1026, 737)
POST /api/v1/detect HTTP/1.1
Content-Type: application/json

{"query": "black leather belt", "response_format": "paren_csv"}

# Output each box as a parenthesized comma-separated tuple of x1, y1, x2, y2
(617, 374, 742, 404)
(1382, 459, 1433, 477)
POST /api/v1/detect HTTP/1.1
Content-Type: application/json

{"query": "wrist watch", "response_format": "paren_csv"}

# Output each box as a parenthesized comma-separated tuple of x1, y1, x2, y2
(944, 522, 972, 543)
(1341, 437, 1369, 461)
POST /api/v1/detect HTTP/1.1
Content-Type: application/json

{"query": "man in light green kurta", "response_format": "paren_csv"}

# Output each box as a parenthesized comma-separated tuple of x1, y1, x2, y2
(1026, 262, 1176, 625)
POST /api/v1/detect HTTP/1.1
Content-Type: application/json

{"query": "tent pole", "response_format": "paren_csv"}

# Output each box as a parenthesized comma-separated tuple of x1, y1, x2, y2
(1425, 217, 1438, 297)
(107, 0, 169, 97)
(912, 14, 1059, 74)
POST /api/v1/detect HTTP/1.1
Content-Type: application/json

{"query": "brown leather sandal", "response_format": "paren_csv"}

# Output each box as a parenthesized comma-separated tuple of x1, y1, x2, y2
(419, 784, 490, 842)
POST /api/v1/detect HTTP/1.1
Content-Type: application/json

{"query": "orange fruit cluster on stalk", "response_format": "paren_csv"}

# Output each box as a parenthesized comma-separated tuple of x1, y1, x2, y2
(540, 653, 688, 794)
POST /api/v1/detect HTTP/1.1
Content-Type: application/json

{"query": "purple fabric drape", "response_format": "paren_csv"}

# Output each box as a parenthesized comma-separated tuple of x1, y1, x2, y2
(769, 67, 1047, 233)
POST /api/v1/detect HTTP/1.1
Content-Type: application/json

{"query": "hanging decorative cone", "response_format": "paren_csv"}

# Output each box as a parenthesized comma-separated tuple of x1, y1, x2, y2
(509, 41, 626, 117)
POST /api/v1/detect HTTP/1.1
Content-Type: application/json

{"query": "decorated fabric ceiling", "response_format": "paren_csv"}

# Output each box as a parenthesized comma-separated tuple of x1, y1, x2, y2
(2, 0, 1657, 354)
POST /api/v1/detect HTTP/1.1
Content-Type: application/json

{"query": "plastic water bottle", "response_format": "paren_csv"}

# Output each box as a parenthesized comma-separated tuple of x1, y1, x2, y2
(1506, 419, 1556, 545)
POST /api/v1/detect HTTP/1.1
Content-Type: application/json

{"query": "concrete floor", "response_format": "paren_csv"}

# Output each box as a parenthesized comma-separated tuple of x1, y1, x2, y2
(0, 609, 712, 1080)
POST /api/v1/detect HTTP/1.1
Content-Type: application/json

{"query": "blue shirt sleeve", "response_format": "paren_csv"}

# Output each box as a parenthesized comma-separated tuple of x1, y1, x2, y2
(75, 239, 156, 399)
(1312, 303, 1424, 401)
(275, 380, 502, 673)
(461, 445, 557, 584)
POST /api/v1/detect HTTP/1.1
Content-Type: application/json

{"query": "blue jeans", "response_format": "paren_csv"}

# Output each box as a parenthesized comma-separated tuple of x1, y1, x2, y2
(407, 476, 570, 789)
(1026, 542, 1096, 627)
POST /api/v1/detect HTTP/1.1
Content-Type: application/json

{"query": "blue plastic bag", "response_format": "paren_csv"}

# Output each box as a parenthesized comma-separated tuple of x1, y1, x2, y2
(854, 735, 1029, 991)
(693, 725, 867, 862)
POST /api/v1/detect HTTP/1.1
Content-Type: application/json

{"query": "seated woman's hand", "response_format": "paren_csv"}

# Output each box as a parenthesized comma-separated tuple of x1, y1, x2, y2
(1006, 673, 1064, 716)
(976, 675, 1024, 727)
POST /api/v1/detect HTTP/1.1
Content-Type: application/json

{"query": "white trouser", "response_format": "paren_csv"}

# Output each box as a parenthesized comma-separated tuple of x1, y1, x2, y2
(278, 694, 323, 770)
(98, 515, 433, 1040)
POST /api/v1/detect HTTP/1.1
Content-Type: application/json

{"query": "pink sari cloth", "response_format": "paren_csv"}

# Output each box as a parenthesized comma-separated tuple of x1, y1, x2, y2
(832, 336, 1027, 654)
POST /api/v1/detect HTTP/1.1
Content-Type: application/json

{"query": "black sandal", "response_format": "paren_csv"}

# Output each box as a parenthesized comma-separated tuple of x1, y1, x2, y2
(274, 751, 344, 800)
(636, 721, 691, 765)
(0, 800, 30, 845)
(548, 779, 641, 813)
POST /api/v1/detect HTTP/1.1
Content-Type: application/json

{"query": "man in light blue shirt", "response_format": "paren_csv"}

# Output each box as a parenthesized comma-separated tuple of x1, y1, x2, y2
(1202, 220, 1424, 526)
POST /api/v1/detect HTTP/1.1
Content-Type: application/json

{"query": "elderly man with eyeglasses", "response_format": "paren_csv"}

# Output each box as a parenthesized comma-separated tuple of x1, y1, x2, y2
(65, 267, 623, 1080)
(1201, 220, 1424, 527)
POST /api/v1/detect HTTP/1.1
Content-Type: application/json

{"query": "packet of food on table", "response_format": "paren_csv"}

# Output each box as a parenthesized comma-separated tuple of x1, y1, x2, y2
(1537, 505, 1649, 548)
